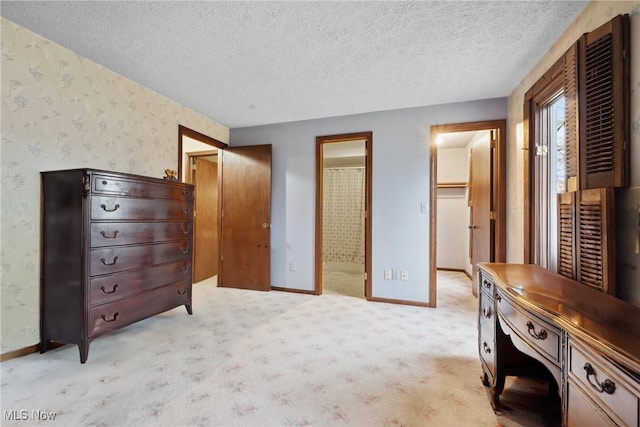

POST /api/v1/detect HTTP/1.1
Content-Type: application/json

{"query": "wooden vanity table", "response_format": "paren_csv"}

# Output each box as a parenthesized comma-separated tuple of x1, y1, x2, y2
(478, 263, 640, 426)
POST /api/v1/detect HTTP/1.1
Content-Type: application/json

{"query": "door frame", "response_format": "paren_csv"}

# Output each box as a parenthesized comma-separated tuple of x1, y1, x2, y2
(315, 131, 372, 299)
(178, 125, 226, 180)
(178, 125, 227, 282)
(429, 120, 506, 305)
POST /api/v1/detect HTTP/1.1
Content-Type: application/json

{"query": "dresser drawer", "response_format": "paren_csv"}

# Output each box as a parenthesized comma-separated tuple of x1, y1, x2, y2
(88, 279, 191, 338)
(89, 260, 192, 305)
(497, 292, 561, 364)
(479, 289, 496, 378)
(90, 240, 191, 276)
(91, 196, 192, 221)
(90, 221, 192, 247)
(93, 174, 193, 200)
(568, 338, 639, 427)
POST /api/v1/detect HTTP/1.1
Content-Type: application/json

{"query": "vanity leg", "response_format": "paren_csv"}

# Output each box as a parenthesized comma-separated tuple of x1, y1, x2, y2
(185, 304, 193, 315)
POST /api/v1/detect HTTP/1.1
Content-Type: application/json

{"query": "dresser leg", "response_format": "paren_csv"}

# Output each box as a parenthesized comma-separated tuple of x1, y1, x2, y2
(185, 304, 193, 315)
(40, 338, 51, 354)
(79, 342, 89, 364)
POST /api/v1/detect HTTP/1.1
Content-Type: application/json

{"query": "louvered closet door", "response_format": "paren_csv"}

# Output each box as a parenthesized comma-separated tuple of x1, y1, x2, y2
(579, 15, 630, 189)
(576, 188, 615, 294)
(557, 192, 576, 280)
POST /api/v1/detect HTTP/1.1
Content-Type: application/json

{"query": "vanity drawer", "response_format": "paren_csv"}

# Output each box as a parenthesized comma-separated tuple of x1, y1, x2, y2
(567, 377, 619, 427)
(568, 338, 639, 427)
(89, 279, 191, 338)
(93, 174, 194, 200)
(89, 260, 192, 306)
(90, 221, 192, 247)
(90, 240, 191, 276)
(479, 273, 495, 297)
(478, 289, 496, 378)
(91, 196, 192, 221)
(497, 293, 561, 364)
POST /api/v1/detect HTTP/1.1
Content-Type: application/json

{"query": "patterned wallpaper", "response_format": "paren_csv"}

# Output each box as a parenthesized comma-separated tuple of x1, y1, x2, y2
(322, 168, 365, 264)
(0, 18, 229, 353)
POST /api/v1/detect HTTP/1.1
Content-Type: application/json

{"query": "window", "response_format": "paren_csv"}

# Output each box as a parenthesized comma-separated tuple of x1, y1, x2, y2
(525, 14, 629, 294)
(532, 91, 566, 271)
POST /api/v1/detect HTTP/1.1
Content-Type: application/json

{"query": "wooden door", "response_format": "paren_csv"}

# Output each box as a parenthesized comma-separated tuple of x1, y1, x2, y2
(470, 135, 493, 296)
(193, 157, 218, 283)
(219, 145, 272, 291)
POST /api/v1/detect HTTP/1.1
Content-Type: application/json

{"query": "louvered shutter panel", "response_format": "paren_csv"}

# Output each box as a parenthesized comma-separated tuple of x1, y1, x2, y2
(564, 44, 579, 192)
(579, 14, 630, 189)
(576, 188, 615, 294)
(557, 192, 576, 279)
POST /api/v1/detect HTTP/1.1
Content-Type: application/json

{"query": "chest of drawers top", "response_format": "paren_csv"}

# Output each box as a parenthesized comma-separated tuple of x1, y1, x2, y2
(45, 168, 194, 201)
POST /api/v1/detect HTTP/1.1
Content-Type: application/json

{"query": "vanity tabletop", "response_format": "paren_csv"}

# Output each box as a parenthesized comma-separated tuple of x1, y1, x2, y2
(478, 263, 640, 374)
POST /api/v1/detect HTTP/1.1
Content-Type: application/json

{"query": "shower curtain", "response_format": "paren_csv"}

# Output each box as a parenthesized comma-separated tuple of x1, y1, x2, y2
(322, 167, 365, 264)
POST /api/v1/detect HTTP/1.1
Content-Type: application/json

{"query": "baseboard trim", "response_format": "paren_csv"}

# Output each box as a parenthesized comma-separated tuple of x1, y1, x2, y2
(437, 267, 472, 280)
(271, 286, 316, 295)
(1, 342, 64, 363)
(369, 296, 433, 308)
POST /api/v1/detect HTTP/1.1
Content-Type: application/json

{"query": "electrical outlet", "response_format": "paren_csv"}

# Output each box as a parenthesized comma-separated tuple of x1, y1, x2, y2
(289, 262, 295, 271)
(401, 270, 408, 281)
(384, 269, 392, 280)
(392, 270, 399, 280)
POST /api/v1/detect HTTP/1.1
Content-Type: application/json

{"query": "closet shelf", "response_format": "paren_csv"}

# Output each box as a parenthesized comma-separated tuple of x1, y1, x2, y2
(437, 181, 468, 189)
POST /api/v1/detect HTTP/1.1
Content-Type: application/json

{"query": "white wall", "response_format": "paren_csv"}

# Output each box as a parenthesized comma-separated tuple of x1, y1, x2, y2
(0, 18, 229, 353)
(230, 98, 507, 304)
(436, 147, 468, 271)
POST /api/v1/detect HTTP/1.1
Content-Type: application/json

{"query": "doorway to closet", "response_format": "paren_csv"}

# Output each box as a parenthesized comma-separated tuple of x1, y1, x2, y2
(315, 132, 372, 299)
(429, 120, 506, 303)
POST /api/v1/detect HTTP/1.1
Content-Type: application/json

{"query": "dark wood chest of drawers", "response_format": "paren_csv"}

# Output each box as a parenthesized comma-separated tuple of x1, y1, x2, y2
(40, 169, 194, 363)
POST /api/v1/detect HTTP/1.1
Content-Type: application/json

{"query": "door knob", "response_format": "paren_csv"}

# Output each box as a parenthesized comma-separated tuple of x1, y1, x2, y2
(468, 225, 477, 230)
(261, 223, 271, 229)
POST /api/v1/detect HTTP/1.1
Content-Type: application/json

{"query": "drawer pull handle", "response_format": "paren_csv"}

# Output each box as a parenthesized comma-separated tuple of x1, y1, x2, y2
(483, 279, 491, 289)
(100, 203, 120, 212)
(181, 190, 190, 196)
(182, 207, 190, 214)
(100, 284, 118, 294)
(482, 307, 492, 319)
(179, 246, 189, 254)
(496, 294, 502, 302)
(526, 321, 547, 340)
(100, 230, 119, 239)
(483, 341, 491, 354)
(584, 363, 616, 395)
(100, 256, 119, 266)
(180, 266, 190, 274)
(178, 289, 187, 295)
(181, 224, 190, 234)
(101, 313, 119, 323)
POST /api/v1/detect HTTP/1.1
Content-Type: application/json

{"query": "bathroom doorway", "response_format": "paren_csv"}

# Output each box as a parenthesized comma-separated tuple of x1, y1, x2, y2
(315, 132, 372, 299)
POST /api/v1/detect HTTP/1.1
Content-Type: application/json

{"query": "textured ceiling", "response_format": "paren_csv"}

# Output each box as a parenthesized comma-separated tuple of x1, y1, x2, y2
(1, 1, 588, 128)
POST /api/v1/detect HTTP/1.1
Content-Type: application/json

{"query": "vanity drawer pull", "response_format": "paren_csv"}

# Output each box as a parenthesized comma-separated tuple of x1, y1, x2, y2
(483, 307, 492, 319)
(584, 363, 616, 395)
(526, 321, 547, 340)
(483, 341, 491, 354)
(483, 279, 492, 289)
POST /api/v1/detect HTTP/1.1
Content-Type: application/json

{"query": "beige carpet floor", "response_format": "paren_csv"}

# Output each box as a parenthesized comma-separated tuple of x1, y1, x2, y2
(1, 271, 557, 426)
